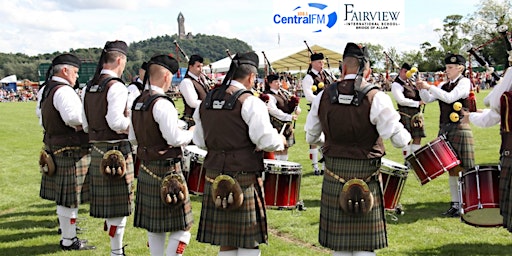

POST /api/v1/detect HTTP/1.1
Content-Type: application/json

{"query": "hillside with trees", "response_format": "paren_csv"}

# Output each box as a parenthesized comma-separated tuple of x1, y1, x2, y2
(0, 33, 252, 82)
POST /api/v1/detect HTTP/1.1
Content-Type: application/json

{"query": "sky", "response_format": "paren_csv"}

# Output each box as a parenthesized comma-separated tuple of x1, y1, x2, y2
(0, 0, 483, 58)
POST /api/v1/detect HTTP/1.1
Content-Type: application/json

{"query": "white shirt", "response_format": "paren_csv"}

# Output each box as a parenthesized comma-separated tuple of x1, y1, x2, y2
(469, 67, 512, 128)
(391, 77, 420, 108)
(302, 69, 321, 103)
(36, 76, 83, 130)
(81, 69, 130, 136)
(126, 77, 142, 110)
(192, 80, 285, 152)
(267, 88, 301, 122)
(419, 74, 470, 104)
(129, 85, 193, 147)
(178, 71, 202, 109)
(305, 74, 411, 148)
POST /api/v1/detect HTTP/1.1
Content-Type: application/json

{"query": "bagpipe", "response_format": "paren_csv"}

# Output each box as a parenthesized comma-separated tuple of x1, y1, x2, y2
(173, 40, 217, 89)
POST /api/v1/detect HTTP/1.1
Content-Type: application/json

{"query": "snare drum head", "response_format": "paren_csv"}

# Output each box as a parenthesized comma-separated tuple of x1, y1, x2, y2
(264, 159, 302, 174)
(380, 158, 408, 175)
(184, 145, 207, 157)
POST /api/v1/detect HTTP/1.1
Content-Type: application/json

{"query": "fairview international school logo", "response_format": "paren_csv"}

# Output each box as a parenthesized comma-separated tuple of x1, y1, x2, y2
(273, 0, 404, 34)
(273, 3, 338, 33)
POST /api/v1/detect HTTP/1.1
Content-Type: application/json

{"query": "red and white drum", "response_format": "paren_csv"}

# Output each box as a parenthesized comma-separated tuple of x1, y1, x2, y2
(263, 159, 302, 209)
(459, 165, 502, 227)
(406, 135, 460, 185)
(380, 158, 409, 212)
(183, 145, 207, 195)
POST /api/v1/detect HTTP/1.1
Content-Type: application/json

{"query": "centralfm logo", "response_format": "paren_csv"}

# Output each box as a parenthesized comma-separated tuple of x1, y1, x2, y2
(273, 3, 337, 33)
(272, 0, 404, 34)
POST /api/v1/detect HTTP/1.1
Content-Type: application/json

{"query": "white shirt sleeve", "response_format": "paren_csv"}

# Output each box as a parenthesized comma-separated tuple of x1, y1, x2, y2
(242, 96, 284, 152)
(302, 75, 316, 103)
(192, 107, 206, 149)
(370, 92, 412, 148)
(469, 109, 500, 128)
(106, 82, 131, 132)
(305, 91, 325, 145)
(179, 78, 201, 109)
(486, 67, 512, 111)
(80, 89, 89, 133)
(425, 78, 471, 104)
(126, 84, 141, 111)
(36, 87, 44, 128)
(267, 94, 293, 121)
(391, 81, 420, 108)
(53, 85, 83, 128)
(153, 98, 193, 146)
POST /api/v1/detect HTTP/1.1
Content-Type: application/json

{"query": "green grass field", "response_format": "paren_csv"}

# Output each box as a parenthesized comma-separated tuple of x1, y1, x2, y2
(0, 89, 510, 256)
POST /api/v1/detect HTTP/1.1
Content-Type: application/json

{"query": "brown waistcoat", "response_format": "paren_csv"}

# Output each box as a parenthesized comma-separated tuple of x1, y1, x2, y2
(267, 90, 293, 114)
(131, 91, 182, 160)
(182, 74, 209, 116)
(41, 81, 88, 146)
(83, 74, 127, 141)
(394, 77, 420, 111)
(199, 86, 264, 172)
(318, 79, 385, 159)
(500, 91, 512, 154)
(439, 78, 468, 125)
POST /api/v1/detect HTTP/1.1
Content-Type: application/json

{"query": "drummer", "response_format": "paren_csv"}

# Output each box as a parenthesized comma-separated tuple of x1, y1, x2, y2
(470, 58, 512, 232)
(264, 74, 301, 161)
(417, 53, 475, 217)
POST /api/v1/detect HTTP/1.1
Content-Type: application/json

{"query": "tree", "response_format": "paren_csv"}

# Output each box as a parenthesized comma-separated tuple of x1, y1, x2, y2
(435, 15, 470, 55)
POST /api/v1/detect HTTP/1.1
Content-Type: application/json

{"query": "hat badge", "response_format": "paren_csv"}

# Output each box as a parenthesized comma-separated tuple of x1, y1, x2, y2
(450, 56, 457, 62)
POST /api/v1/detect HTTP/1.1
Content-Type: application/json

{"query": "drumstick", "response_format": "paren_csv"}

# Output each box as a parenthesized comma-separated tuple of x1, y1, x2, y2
(280, 123, 288, 135)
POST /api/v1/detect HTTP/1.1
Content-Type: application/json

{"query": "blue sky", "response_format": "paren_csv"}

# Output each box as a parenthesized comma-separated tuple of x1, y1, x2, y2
(0, 0, 482, 56)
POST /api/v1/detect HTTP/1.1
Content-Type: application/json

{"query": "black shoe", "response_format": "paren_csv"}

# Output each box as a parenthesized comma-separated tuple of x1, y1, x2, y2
(60, 237, 96, 250)
(314, 169, 320, 175)
(442, 207, 460, 217)
(320, 169, 324, 175)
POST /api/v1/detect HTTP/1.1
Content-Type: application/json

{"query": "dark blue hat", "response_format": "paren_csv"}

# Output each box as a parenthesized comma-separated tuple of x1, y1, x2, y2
(310, 53, 324, 61)
(401, 62, 411, 70)
(148, 54, 179, 73)
(343, 42, 368, 60)
(445, 54, 466, 65)
(188, 54, 204, 66)
(103, 40, 128, 55)
(52, 53, 81, 68)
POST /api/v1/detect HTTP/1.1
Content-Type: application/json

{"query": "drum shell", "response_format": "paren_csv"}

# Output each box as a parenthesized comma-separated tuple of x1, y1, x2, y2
(380, 158, 408, 210)
(183, 145, 207, 194)
(263, 160, 302, 208)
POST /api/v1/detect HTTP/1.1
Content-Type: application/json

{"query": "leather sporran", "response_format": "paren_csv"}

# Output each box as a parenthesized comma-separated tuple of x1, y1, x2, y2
(211, 174, 244, 210)
(160, 173, 188, 206)
(39, 149, 56, 176)
(411, 112, 424, 128)
(100, 150, 126, 179)
(339, 178, 374, 215)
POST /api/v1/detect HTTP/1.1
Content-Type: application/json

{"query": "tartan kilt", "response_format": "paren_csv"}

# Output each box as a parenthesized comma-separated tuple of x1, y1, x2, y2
(134, 160, 194, 233)
(441, 124, 475, 176)
(197, 169, 268, 248)
(499, 157, 512, 232)
(319, 156, 387, 251)
(40, 171, 55, 201)
(89, 141, 135, 218)
(398, 107, 425, 138)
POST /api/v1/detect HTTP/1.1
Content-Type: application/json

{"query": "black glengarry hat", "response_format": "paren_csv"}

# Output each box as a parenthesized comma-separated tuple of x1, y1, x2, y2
(267, 74, 279, 83)
(401, 62, 411, 70)
(343, 42, 368, 61)
(104, 40, 128, 55)
(148, 54, 179, 74)
(52, 53, 81, 68)
(445, 54, 466, 65)
(188, 54, 204, 66)
(310, 53, 324, 61)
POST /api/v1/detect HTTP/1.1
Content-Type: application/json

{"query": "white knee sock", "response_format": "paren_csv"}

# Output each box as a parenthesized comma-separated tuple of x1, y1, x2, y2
(107, 217, 127, 256)
(410, 144, 422, 153)
(167, 230, 191, 256)
(218, 250, 238, 256)
(333, 251, 353, 256)
(57, 206, 78, 246)
(310, 147, 318, 169)
(449, 176, 460, 206)
(353, 251, 376, 256)
(237, 248, 261, 256)
(148, 232, 165, 256)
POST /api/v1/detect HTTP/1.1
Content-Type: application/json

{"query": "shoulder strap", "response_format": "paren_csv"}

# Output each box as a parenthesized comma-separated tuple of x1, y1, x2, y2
(204, 88, 252, 110)
(130, 81, 144, 91)
(86, 77, 124, 93)
(132, 94, 174, 111)
(224, 89, 253, 110)
(40, 82, 67, 105)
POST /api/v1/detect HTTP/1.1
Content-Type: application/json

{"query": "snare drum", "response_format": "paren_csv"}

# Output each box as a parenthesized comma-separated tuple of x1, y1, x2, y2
(183, 145, 207, 195)
(406, 135, 460, 185)
(380, 158, 409, 212)
(459, 165, 502, 227)
(263, 159, 302, 209)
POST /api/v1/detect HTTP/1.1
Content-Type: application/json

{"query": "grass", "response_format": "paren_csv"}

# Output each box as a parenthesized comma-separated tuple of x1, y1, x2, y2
(0, 89, 510, 256)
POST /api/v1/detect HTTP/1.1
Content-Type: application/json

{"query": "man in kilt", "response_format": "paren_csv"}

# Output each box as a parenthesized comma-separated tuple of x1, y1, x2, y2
(305, 43, 411, 255)
(418, 54, 475, 217)
(263, 74, 301, 161)
(37, 53, 95, 250)
(82, 40, 134, 256)
(470, 62, 512, 233)
(130, 54, 195, 255)
(391, 62, 425, 160)
(192, 52, 285, 256)
(178, 54, 210, 128)
(302, 53, 329, 175)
